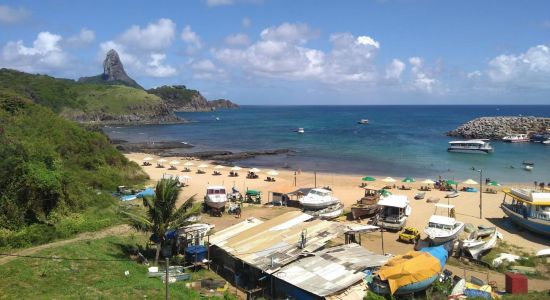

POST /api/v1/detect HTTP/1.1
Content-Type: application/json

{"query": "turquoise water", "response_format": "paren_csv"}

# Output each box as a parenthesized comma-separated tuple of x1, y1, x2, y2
(105, 105, 550, 183)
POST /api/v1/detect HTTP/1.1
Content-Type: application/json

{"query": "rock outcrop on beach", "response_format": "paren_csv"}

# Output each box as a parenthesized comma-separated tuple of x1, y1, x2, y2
(447, 116, 550, 139)
(78, 49, 143, 89)
(147, 85, 239, 112)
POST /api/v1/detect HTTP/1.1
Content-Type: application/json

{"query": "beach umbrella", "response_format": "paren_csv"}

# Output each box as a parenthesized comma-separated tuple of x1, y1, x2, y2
(362, 176, 376, 182)
(462, 179, 478, 185)
(169, 160, 180, 165)
(250, 168, 261, 173)
(214, 165, 225, 169)
(382, 177, 396, 183)
(198, 164, 209, 168)
(143, 157, 153, 161)
(446, 179, 458, 185)
(379, 189, 392, 197)
(183, 162, 194, 166)
(158, 159, 167, 163)
(267, 170, 279, 176)
(402, 177, 416, 183)
(231, 166, 242, 171)
(422, 179, 436, 185)
(488, 180, 501, 187)
(180, 175, 192, 180)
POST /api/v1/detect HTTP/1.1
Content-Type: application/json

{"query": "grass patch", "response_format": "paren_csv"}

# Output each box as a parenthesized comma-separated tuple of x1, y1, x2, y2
(0, 234, 233, 299)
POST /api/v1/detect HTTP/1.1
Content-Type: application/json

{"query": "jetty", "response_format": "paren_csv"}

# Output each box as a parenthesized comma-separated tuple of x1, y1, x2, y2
(447, 116, 550, 139)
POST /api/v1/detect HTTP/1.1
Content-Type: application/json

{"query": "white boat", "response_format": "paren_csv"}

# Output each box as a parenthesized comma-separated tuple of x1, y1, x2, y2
(524, 165, 533, 171)
(299, 188, 340, 209)
(447, 140, 494, 154)
(544, 140, 550, 145)
(502, 134, 529, 143)
(445, 191, 460, 198)
(375, 195, 412, 231)
(295, 128, 305, 134)
(460, 229, 501, 259)
(204, 185, 227, 210)
(424, 204, 465, 245)
(357, 119, 369, 124)
(303, 202, 343, 220)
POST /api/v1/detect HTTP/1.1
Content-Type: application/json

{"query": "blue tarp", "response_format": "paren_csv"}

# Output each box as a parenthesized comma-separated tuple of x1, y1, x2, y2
(137, 187, 155, 198)
(420, 245, 448, 269)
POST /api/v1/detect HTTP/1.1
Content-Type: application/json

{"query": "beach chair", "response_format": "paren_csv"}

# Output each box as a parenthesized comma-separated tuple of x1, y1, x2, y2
(182, 167, 191, 172)
(169, 165, 177, 170)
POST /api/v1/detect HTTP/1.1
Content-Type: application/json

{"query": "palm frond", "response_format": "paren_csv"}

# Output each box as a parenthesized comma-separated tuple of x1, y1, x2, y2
(120, 210, 153, 232)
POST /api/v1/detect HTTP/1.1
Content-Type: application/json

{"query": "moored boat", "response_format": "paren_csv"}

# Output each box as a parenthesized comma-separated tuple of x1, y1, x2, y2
(501, 188, 550, 237)
(368, 245, 449, 295)
(299, 188, 340, 209)
(447, 140, 494, 154)
(295, 127, 305, 134)
(351, 186, 381, 219)
(502, 133, 529, 143)
(204, 185, 227, 210)
(424, 204, 465, 245)
(357, 119, 369, 124)
(375, 195, 411, 231)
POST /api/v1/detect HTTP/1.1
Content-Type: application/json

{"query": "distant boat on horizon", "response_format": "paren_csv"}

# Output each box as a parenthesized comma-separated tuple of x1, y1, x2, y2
(357, 119, 369, 124)
(295, 127, 304, 134)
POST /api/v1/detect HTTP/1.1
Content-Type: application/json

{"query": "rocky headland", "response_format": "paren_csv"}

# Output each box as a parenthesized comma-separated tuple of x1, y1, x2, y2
(447, 116, 550, 139)
(147, 85, 239, 112)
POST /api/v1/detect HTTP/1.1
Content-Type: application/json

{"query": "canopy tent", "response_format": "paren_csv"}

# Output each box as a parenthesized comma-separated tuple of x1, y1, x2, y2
(462, 179, 478, 185)
(379, 189, 392, 197)
(402, 177, 416, 183)
(446, 180, 458, 185)
(377, 195, 409, 208)
(488, 180, 501, 186)
(382, 177, 396, 183)
(231, 166, 242, 171)
(422, 179, 435, 185)
(362, 176, 376, 182)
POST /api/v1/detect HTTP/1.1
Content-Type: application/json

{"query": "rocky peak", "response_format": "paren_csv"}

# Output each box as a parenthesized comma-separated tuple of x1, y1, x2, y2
(78, 49, 143, 89)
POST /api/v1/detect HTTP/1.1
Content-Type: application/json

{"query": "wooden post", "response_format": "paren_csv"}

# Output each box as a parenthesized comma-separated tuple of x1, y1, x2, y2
(165, 257, 169, 300)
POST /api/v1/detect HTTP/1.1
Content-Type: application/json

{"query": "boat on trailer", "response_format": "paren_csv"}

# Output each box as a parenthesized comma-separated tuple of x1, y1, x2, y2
(204, 185, 227, 211)
(501, 188, 550, 237)
(351, 186, 381, 219)
(424, 204, 465, 245)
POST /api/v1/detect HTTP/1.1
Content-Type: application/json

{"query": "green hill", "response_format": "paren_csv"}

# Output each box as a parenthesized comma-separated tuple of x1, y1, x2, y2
(0, 89, 148, 247)
(148, 85, 239, 112)
(0, 68, 180, 124)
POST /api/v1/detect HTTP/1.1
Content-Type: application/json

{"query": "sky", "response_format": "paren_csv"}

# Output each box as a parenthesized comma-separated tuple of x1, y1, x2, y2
(1, 0, 550, 104)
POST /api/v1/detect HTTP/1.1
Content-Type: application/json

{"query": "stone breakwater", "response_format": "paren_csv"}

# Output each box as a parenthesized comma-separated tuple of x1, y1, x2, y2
(447, 116, 550, 139)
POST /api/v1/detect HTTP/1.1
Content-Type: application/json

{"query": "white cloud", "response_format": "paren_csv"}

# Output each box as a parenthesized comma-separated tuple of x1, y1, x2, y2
(242, 17, 252, 28)
(0, 5, 29, 24)
(191, 59, 227, 80)
(487, 45, 550, 89)
(385, 58, 405, 80)
(467, 70, 482, 79)
(260, 23, 317, 44)
(145, 53, 177, 77)
(2, 31, 68, 72)
(66, 28, 95, 47)
(408, 56, 438, 93)
(119, 18, 176, 51)
(206, 0, 234, 6)
(356, 36, 380, 49)
(224, 33, 250, 47)
(181, 25, 202, 54)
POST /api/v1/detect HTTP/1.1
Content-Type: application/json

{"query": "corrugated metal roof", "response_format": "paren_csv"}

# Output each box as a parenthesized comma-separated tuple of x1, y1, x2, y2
(273, 243, 389, 297)
(210, 211, 345, 273)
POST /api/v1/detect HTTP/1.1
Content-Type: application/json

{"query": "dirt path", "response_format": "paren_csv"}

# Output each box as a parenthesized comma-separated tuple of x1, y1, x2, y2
(0, 224, 133, 265)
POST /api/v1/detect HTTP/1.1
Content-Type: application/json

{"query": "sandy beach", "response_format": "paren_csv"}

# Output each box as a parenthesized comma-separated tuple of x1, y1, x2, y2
(126, 152, 549, 253)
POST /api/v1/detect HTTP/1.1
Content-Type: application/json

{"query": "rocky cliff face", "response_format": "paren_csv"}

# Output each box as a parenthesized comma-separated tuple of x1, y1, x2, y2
(78, 49, 143, 89)
(447, 116, 550, 139)
(147, 85, 239, 112)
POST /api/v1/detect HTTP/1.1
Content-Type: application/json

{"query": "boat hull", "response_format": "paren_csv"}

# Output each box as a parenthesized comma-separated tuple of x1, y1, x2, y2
(425, 223, 465, 245)
(501, 204, 550, 237)
(351, 205, 378, 219)
(377, 218, 407, 231)
(299, 199, 339, 209)
(462, 231, 499, 259)
(369, 274, 439, 295)
(204, 200, 227, 209)
(447, 148, 492, 154)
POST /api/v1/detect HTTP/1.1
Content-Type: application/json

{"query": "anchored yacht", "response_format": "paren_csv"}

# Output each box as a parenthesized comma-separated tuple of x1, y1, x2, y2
(447, 140, 493, 154)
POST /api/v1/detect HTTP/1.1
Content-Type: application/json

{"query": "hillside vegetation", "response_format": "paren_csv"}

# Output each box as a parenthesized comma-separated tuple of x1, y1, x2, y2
(0, 89, 148, 248)
(0, 69, 179, 124)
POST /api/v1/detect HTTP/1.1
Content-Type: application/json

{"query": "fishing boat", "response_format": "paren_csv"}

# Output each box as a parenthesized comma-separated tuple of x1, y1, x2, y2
(375, 195, 411, 231)
(424, 204, 465, 245)
(204, 185, 228, 210)
(299, 188, 340, 209)
(530, 133, 550, 143)
(502, 134, 529, 143)
(357, 119, 369, 124)
(460, 229, 501, 259)
(368, 245, 449, 295)
(501, 188, 550, 237)
(303, 202, 343, 219)
(524, 165, 533, 171)
(351, 186, 380, 219)
(295, 128, 305, 134)
(447, 140, 494, 154)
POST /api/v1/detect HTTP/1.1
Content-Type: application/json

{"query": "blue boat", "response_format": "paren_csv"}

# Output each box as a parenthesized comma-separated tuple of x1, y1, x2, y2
(501, 188, 550, 237)
(368, 245, 449, 295)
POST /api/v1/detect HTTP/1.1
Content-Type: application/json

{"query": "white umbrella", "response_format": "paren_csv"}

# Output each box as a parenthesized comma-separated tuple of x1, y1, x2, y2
(180, 175, 192, 180)
(214, 165, 225, 169)
(422, 179, 436, 185)
(462, 179, 478, 185)
(198, 164, 209, 168)
(143, 157, 153, 161)
(250, 168, 261, 173)
(183, 162, 194, 166)
(267, 170, 279, 176)
(231, 166, 242, 171)
(169, 160, 180, 165)
(382, 177, 396, 183)
(157, 159, 167, 163)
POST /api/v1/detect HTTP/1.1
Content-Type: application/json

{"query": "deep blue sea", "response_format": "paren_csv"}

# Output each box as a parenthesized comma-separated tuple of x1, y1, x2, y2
(105, 106, 550, 183)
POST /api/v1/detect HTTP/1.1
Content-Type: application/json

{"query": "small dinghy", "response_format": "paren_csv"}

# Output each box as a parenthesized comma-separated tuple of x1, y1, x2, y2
(460, 229, 501, 259)
(445, 191, 460, 198)
(414, 192, 426, 200)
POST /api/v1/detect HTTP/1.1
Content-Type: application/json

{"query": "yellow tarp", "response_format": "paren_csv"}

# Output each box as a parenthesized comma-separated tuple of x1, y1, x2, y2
(377, 251, 441, 294)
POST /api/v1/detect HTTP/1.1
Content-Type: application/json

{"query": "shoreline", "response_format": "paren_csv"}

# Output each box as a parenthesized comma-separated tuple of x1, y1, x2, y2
(125, 152, 549, 253)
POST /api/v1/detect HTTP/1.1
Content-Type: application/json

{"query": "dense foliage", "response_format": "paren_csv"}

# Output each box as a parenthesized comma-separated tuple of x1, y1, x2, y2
(0, 89, 148, 246)
(147, 85, 204, 106)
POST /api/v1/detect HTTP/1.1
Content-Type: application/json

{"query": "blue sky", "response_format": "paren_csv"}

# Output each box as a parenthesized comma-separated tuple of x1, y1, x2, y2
(1, 0, 550, 104)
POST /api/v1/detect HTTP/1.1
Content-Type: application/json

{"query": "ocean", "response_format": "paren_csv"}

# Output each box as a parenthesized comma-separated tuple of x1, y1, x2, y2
(105, 105, 550, 183)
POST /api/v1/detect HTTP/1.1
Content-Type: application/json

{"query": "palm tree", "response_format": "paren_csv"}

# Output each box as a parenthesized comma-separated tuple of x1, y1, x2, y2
(123, 177, 200, 265)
